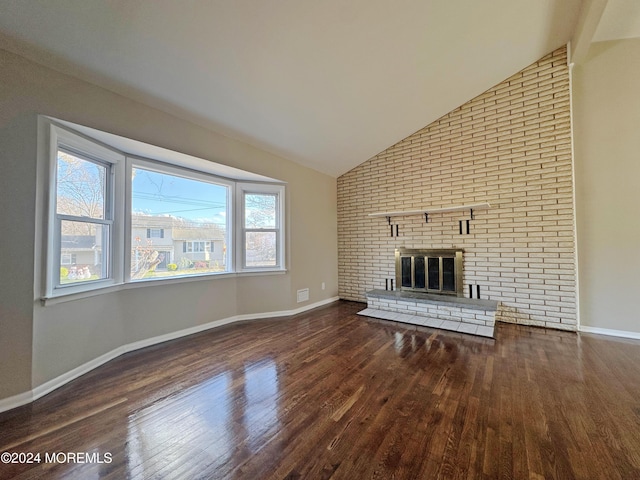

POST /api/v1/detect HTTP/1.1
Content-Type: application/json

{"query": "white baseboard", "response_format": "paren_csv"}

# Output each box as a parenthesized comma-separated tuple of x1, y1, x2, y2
(0, 390, 33, 415)
(0, 296, 339, 414)
(579, 325, 640, 340)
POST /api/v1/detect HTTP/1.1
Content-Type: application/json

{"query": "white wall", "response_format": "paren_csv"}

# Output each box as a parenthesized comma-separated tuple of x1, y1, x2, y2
(573, 38, 640, 334)
(0, 48, 338, 403)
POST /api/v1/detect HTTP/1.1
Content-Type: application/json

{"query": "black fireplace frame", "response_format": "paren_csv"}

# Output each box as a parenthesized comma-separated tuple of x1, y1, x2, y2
(395, 248, 464, 297)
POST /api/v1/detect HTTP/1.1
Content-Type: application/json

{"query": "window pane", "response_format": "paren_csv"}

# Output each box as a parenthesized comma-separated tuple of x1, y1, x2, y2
(60, 220, 108, 284)
(131, 167, 229, 280)
(245, 231, 277, 267)
(57, 151, 106, 219)
(245, 194, 276, 228)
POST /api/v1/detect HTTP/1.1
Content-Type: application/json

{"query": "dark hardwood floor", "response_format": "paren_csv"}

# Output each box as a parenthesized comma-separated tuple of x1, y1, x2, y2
(1, 300, 640, 479)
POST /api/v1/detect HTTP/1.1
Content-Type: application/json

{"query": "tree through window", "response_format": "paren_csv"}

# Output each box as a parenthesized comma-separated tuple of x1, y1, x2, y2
(56, 150, 111, 285)
(243, 192, 280, 268)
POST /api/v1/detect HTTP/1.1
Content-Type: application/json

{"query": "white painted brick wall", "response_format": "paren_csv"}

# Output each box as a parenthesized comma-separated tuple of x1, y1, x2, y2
(338, 47, 577, 331)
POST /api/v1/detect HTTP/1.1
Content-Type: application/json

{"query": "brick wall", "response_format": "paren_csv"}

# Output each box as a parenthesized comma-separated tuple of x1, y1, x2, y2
(337, 46, 577, 330)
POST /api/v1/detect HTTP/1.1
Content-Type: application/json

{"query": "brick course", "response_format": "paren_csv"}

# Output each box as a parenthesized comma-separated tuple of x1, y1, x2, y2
(337, 46, 577, 330)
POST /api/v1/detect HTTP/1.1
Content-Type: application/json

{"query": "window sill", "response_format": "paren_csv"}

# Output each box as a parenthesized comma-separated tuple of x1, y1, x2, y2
(40, 268, 288, 306)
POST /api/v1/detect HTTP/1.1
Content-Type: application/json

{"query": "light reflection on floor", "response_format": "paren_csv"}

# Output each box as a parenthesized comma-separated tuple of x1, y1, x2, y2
(243, 359, 280, 452)
(126, 371, 233, 478)
(125, 359, 280, 477)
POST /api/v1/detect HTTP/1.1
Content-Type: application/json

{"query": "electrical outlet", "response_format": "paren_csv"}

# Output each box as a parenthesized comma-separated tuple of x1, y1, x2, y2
(321, 282, 326, 290)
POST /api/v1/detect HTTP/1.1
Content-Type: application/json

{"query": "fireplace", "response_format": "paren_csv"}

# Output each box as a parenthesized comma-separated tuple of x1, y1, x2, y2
(395, 248, 463, 296)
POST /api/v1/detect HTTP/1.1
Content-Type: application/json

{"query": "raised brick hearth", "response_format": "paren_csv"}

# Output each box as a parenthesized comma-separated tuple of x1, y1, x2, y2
(359, 290, 501, 338)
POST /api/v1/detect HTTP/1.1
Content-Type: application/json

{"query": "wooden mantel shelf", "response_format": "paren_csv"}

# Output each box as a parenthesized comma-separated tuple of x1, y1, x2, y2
(368, 202, 490, 219)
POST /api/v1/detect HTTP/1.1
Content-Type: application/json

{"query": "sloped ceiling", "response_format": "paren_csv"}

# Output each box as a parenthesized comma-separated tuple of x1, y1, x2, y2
(0, 0, 584, 177)
(594, 0, 640, 41)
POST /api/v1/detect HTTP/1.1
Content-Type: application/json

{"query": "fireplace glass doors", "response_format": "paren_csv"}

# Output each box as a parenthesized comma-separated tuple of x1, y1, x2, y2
(395, 248, 463, 296)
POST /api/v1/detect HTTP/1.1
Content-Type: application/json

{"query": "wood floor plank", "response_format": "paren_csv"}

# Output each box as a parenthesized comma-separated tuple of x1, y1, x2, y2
(1, 300, 640, 479)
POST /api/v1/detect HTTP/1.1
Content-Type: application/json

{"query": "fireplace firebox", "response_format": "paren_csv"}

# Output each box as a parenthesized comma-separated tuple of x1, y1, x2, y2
(395, 248, 463, 296)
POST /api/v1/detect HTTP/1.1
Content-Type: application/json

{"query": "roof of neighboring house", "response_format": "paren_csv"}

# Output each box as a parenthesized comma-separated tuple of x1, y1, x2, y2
(61, 235, 96, 250)
(172, 226, 225, 241)
(130, 214, 226, 240)
(131, 214, 177, 228)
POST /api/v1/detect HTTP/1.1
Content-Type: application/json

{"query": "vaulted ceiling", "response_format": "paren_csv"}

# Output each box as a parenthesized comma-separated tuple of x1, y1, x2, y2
(0, 1, 635, 177)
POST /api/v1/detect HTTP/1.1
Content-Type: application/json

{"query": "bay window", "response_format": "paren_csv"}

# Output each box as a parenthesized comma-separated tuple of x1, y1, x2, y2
(43, 119, 285, 301)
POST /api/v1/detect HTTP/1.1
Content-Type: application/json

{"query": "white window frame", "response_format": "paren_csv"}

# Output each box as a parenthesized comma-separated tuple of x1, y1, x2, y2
(46, 125, 125, 298)
(236, 183, 286, 272)
(42, 120, 285, 302)
(126, 157, 234, 281)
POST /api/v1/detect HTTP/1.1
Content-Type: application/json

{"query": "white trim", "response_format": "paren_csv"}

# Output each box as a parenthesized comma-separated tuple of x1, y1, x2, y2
(46, 123, 126, 298)
(0, 296, 339, 414)
(41, 268, 288, 306)
(237, 183, 286, 271)
(52, 117, 282, 183)
(579, 325, 640, 340)
(0, 391, 34, 416)
(567, 44, 581, 329)
(128, 156, 234, 279)
(131, 155, 237, 190)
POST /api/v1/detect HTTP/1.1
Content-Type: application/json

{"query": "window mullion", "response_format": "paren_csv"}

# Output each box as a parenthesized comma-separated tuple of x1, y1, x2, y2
(53, 216, 62, 289)
(57, 214, 113, 226)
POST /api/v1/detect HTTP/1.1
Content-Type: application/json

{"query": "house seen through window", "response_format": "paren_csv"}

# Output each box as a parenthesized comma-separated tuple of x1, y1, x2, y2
(131, 166, 229, 280)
